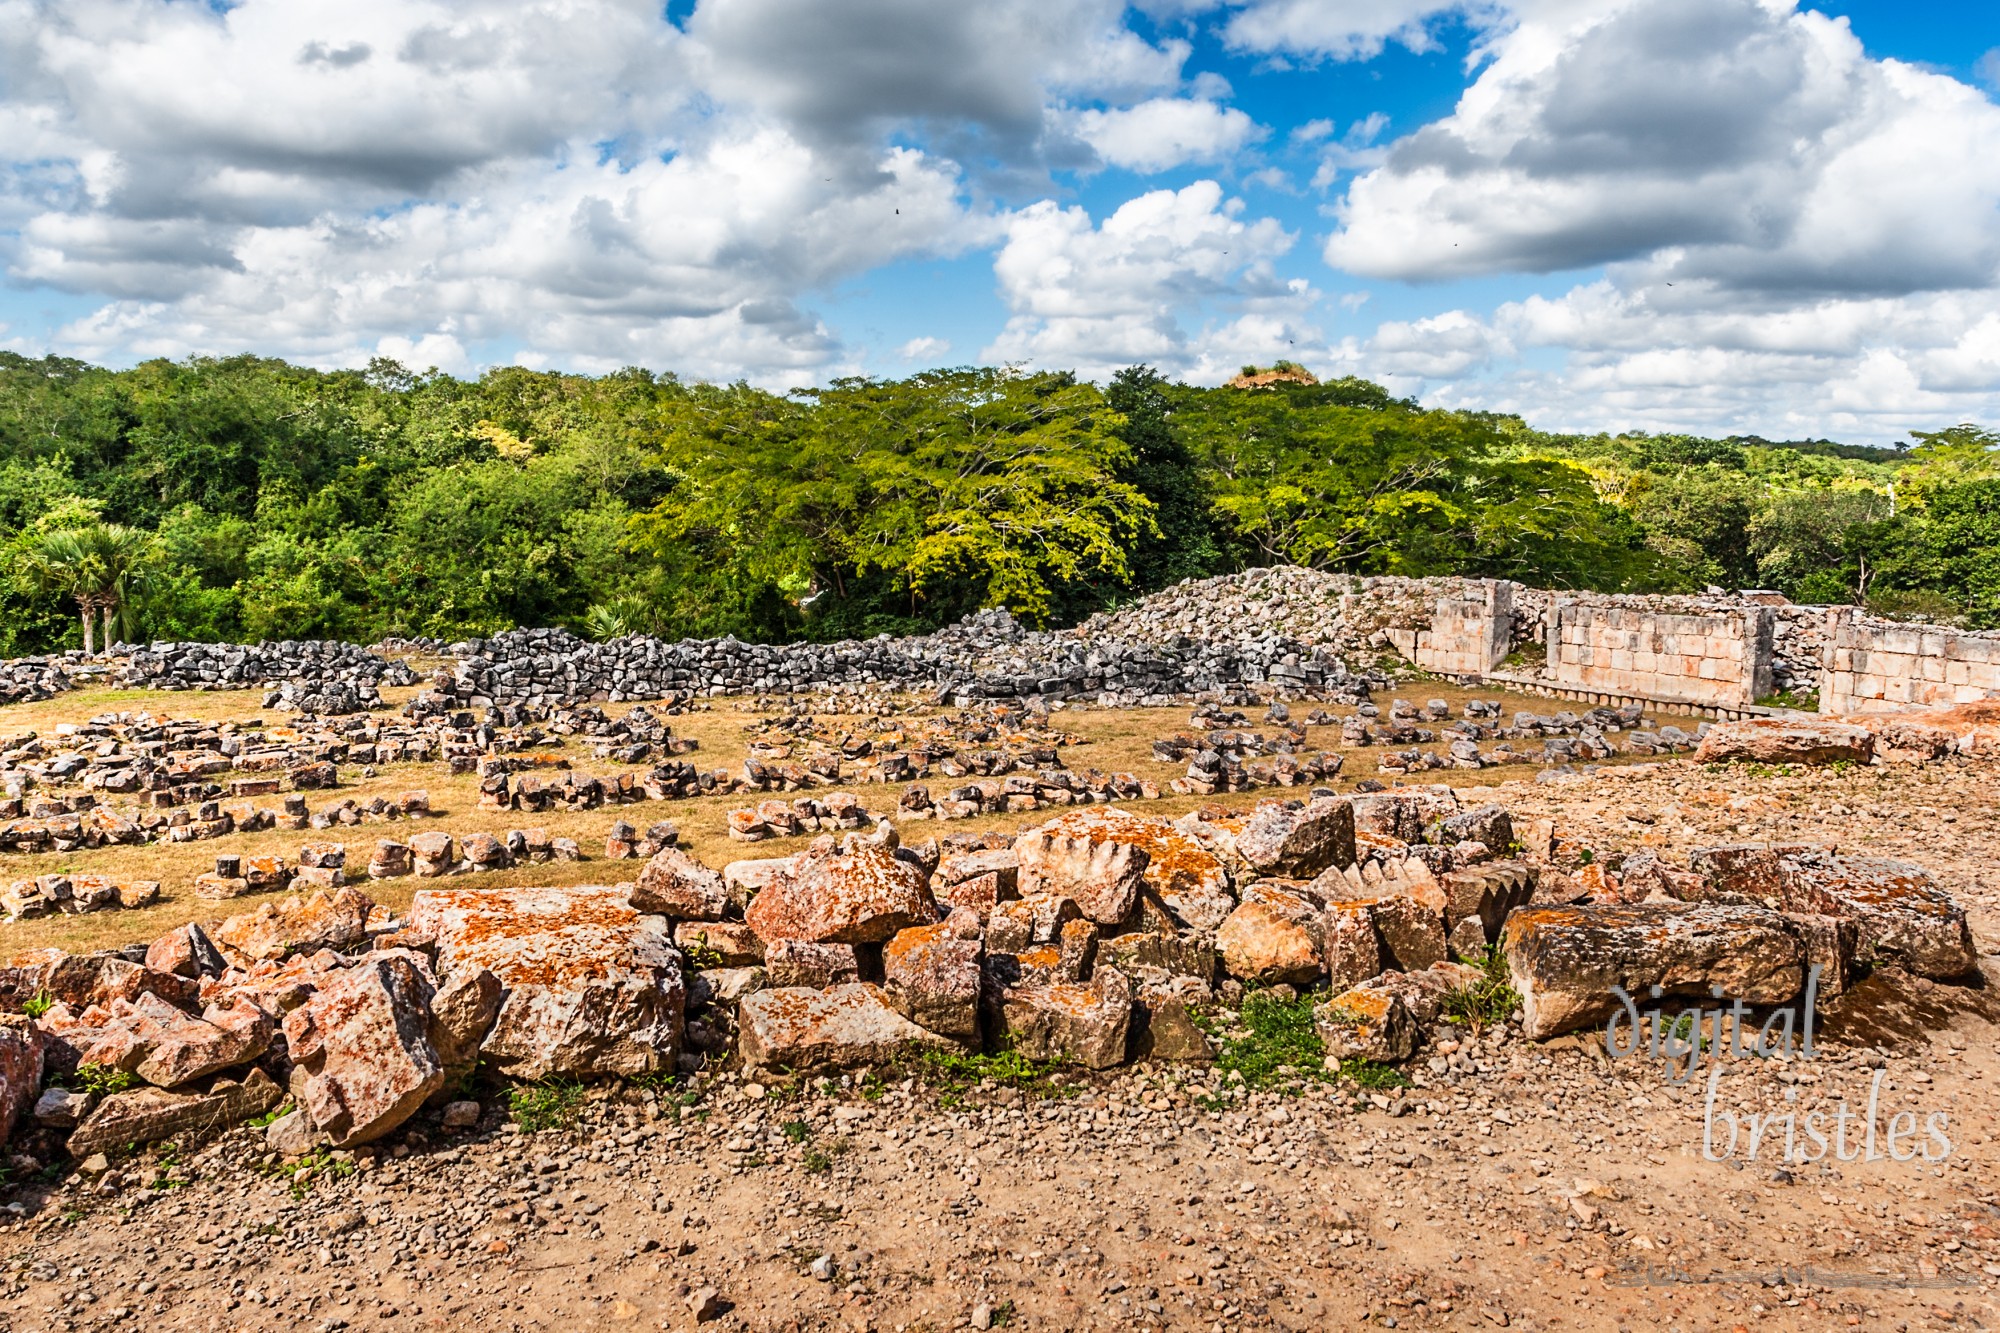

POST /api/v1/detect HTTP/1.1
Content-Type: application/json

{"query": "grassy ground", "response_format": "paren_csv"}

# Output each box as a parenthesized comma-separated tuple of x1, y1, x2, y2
(0, 678, 1699, 956)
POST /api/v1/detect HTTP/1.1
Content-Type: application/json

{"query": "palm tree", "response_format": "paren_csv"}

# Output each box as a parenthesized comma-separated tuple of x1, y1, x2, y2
(24, 524, 156, 655)
(88, 524, 156, 649)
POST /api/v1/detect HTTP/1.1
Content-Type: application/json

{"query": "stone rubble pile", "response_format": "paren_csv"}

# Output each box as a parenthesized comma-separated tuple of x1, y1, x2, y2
(436, 605, 1384, 711)
(0, 657, 75, 707)
(724, 763, 1166, 841)
(0, 789, 436, 867)
(1081, 568, 1512, 656)
(0, 874, 160, 920)
(421, 575, 1839, 711)
(120, 641, 417, 700)
(0, 705, 702, 824)
(0, 772, 1973, 1169)
(0, 641, 413, 711)
(187, 825, 592, 901)
(3, 711, 410, 801)
(0, 571, 1849, 716)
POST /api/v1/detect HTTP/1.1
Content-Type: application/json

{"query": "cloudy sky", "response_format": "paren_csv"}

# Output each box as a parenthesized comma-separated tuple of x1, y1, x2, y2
(3, 0, 1999, 440)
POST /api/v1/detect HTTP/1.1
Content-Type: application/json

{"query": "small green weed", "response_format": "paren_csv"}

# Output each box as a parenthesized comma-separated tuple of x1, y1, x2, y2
(678, 936, 726, 971)
(801, 1136, 850, 1175)
(1195, 991, 1329, 1097)
(444, 1055, 484, 1099)
(916, 1044, 1074, 1107)
(1708, 760, 1791, 778)
(628, 1067, 678, 1094)
(509, 1078, 585, 1133)
(73, 1063, 135, 1097)
(780, 1119, 811, 1144)
(1658, 1011, 1717, 1056)
(260, 1147, 355, 1200)
(245, 1102, 291, 1130)
(1756, 687, 1820, 712)
(1334, 1058, 1413, 1091)
(990, 1299, 1016, 1327)
(1439, 946, 1521, 1038)
(21, 989, 53, 1020)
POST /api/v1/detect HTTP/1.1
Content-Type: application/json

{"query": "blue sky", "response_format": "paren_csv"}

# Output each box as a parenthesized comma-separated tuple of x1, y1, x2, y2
(3, 0, 2000, 442)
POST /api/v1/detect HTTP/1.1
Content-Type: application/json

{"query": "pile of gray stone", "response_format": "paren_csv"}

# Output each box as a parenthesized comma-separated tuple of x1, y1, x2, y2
(119, 641, 418, 701)
(0, 657, 74, 707)
(0, 571, 1848, 715)
(0, 641, 416, 712)
(439, 607, 1383, 710)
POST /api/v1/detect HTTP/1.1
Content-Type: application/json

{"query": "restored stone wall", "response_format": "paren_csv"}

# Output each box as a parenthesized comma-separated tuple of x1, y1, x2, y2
(1546, 601, 1773, 709)
(1399, 579, 1514, 676)
(1820, 609, 2000, 713)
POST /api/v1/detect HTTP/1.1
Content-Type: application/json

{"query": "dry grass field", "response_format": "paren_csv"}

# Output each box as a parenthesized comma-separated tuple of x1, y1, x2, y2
(1, 680, 1696, 956)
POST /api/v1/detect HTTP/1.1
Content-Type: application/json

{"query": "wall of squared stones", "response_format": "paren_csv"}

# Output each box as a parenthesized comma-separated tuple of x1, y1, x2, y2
(1544, 601, 1773, 709)
(1409, 580, 1515, 678)
(1820, 609, 2000, 713)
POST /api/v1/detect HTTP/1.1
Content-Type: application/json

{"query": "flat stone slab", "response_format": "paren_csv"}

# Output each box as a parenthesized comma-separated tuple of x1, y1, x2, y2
(1692, 719, 1875, 766)
(68, 1067, 282, 1158)
(402, 885, 684, 1079)
(738, 984, 949, 1069)
(1502, 902, 1806, 1039)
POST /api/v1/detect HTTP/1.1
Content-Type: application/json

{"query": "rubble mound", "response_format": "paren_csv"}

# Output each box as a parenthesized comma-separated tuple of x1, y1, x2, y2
(0, 778, 1976, 1168)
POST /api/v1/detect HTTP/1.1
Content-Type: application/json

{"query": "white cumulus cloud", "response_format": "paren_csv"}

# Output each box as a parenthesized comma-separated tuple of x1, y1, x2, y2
(1222, 0, 1467, 60)
(983, 180, 1325, 381)
(1069, 98, 1263, 172)
(897, 335, 952, 361)
(0, 0, 1198, 378)
(1326, 0, 2000, 296)
(1313, 0, 2000, 440)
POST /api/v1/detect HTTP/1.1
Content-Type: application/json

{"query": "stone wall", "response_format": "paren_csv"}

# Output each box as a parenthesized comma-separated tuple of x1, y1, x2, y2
(1820, 609, 2000, 713)
(0, 642, 416, 711)
(1545, 601, 1774, 709)
(443, 611, 1381, 709)
(0, 568, 1969, 718)
(1378, 579, 1515, 676)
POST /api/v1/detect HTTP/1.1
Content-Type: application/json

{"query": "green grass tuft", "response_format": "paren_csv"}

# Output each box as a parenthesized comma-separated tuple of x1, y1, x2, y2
(1334, 1058, 1413, 1091)
(916, 1044, 1075, 1107)
(1196, 990, 1329, 1095)
(1439, 945, 1521, 1037)
(509, 1078, 585, 1133)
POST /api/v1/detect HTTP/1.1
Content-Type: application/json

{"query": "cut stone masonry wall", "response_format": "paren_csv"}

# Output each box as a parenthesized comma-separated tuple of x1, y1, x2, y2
(1820, 609, 2000, 713)
(1546, 601, 1773, 710)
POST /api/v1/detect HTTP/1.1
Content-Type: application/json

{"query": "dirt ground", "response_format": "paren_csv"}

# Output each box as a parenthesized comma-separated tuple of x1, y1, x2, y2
(3, 686, 1999, 1333)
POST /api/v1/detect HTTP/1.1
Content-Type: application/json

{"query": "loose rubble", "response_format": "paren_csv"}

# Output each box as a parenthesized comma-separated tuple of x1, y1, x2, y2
(0, 658, 1996, 1330)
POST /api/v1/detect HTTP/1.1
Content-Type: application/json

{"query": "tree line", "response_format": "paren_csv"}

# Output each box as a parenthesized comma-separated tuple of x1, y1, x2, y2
(0, 351, 1994, 655)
